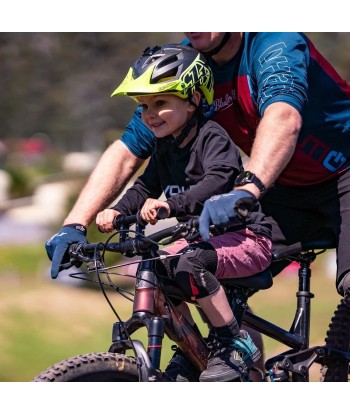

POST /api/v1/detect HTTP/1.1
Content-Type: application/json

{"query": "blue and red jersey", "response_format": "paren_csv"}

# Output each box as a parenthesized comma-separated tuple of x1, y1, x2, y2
(120, 33, 350, 186)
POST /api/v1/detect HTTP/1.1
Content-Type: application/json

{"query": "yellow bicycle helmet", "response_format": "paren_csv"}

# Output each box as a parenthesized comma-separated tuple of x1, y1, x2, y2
(111, 44, 214, 105)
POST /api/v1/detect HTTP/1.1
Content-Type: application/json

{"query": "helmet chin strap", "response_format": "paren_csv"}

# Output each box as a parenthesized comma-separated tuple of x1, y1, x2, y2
(156, 110, 199, 156)
(156, 98, 202, 155)
(171, 112, 198, 147)
(204, 32, 231, 57)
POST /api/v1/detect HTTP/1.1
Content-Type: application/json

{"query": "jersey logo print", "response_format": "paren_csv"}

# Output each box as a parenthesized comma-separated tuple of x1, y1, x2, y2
(323, 151, 347, 172)
(299, 135, 348, 173)
(164, 184, 193, 198)
(258, 42, 295, 103)
(213, 89, 237, 113)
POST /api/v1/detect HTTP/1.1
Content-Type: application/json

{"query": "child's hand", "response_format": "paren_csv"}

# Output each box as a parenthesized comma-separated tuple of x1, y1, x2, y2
(141, 199, 170, 225)
(96, 209, 121, 233)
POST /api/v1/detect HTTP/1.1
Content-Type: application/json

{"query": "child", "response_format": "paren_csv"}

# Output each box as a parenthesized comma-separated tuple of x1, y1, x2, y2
(96, 44, 272, 382)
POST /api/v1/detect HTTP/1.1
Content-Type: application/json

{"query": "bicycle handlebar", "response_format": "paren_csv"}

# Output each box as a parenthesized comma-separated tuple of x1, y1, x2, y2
(68, 212, 202, 266)
(65, 209, 337, 270)
(112, 207, 169, 230)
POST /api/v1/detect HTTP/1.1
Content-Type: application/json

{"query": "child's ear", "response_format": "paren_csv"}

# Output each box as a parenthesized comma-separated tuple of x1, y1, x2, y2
(189, 91, 201, 110)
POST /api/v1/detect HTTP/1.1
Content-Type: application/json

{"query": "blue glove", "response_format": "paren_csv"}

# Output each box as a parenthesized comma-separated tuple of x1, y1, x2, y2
(199, 190, 256, 241)
(45, 224, 87, 279)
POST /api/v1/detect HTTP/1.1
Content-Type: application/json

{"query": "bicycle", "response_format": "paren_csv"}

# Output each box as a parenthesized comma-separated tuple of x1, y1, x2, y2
(33, 211, 350, 382)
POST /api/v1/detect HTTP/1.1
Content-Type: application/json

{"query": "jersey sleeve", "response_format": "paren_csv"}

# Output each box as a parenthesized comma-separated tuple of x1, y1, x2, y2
(120, 106, 157, 159)
(248, 32, 310, 116)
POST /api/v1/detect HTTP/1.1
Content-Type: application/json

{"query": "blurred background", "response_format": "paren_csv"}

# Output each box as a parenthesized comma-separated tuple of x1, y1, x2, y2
(0, 32, 349, 382)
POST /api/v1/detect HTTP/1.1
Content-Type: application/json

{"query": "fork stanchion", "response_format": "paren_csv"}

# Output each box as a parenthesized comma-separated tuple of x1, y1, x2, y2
(147, 317, 165, 370)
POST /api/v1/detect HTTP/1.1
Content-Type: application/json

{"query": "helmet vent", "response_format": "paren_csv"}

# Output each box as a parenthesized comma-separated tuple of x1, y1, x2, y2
(151, 54, 182, 84)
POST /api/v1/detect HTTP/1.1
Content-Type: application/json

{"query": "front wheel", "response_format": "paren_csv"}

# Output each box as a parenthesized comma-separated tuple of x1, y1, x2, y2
(33, 352, 140, 382)
(321, 297, 350, 381)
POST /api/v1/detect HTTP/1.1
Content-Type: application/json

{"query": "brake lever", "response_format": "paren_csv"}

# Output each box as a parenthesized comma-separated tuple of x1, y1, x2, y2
(185, 231, 200, 243)
(170, 219, 200, 243)
(185, 225, 226, 243)
(64, 243, 103, 271)
(161, 226, 186, 245)
(187, 224, 227, 243)
(59, 260, 78, 271)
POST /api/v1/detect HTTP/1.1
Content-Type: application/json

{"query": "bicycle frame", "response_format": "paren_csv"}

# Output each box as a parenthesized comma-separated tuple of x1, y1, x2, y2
(109, 257, 210, 381)
(107, 246, 321, 382)
(242, 250, 317, 381)
(241, 241, 350, 381)
(106, 218, 210, 382)
(68, 217, 350, 382)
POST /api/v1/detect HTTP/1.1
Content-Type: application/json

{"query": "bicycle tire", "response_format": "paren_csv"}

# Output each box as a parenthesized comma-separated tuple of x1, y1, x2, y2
(321, 298, 350, 381)
(32, 352, 140, 382)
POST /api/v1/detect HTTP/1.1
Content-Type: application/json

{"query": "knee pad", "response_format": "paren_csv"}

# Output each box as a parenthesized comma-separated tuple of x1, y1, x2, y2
(175, 270, 220, 299)
(175, 241, 218, 274)
(172, 242, 219, 299)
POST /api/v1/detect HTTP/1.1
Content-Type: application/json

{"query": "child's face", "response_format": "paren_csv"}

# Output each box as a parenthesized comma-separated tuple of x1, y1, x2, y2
(138, 94, 196, 138)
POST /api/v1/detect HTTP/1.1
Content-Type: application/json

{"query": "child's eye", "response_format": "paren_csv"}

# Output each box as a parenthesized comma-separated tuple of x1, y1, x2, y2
(156, 100, 166, 107)
(140, 104, 148, 110)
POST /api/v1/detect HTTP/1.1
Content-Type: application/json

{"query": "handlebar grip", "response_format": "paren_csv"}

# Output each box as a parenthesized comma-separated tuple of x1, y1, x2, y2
(113, 208, 169, 229)
(112, 212, 145, 229)
(156, 207, 169, 220)
(113, 214, 134, 229)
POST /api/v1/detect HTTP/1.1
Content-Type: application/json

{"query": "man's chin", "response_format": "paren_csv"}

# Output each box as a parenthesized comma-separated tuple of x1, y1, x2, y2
(186, 33, 212, 51)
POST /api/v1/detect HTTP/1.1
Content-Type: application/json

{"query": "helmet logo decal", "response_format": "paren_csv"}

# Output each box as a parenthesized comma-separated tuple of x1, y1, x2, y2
(182, 58, 213, 98)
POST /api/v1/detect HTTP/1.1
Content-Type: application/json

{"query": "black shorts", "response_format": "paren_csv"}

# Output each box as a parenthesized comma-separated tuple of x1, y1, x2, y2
(261, 169, 350, 284)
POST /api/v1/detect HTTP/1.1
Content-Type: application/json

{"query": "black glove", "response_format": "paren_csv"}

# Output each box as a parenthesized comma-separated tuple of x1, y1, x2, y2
(45, 224, 87, 279)
(199, 190, 256, 241)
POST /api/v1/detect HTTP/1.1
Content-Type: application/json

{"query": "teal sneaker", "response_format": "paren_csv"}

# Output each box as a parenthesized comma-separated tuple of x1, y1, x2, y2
(199, 330, 261, 382)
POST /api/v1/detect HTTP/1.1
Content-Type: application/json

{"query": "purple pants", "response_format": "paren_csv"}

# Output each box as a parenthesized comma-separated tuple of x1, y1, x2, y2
(164, 228, 272, 279)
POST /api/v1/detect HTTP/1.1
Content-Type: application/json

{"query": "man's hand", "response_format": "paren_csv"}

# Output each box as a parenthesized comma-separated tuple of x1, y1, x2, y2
(199, 190, 256, 241)
(45, 224, 87, 279)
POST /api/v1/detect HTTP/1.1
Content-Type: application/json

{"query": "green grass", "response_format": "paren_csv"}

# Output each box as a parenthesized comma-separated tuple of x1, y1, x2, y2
(0, 244, 46, 278)
(0, 244, 342, 382)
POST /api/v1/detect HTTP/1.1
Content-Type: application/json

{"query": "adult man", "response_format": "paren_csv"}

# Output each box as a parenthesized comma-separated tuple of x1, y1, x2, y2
(45, 32, 350, 380)
(190, 33, 350, 298)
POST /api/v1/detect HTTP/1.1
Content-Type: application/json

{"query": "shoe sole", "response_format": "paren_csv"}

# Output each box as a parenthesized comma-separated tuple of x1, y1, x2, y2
(199, 350, 261, 382)
(199, 367, 241, 382)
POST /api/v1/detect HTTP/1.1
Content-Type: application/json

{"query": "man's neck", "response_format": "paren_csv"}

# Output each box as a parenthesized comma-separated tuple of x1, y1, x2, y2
(211, 32, 243, 66)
